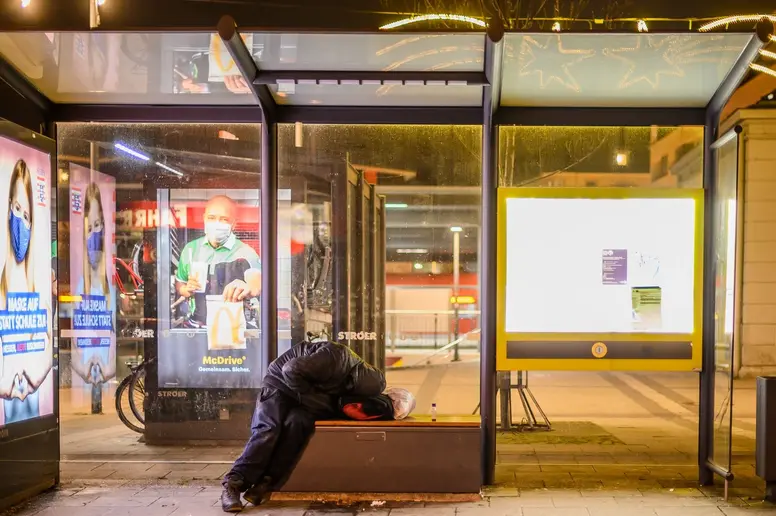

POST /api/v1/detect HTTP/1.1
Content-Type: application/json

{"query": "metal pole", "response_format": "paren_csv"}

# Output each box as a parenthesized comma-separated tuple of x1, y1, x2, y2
(480, 18, 505, 487)
(698, 18, 772, 486)
(453, 229, 460, 362)
(260, 112, 278, 376)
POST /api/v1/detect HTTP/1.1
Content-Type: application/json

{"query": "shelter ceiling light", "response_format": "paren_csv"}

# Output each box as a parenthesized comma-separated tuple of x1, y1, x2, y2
(385, 203, 408, 209)
(551, 22, 561, 32)
(615, 152, 628, 166)
(380, 14, 486, 30)
(413, 262, 424, 270)
(637, 20, 648, 32)
(450, 226, 463, 233)
(699, 14, 776, 32)
(21, 0, 31, 7)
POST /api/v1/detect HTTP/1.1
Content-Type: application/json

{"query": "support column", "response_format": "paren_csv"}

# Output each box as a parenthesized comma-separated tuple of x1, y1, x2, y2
(480, 19, 504, 487)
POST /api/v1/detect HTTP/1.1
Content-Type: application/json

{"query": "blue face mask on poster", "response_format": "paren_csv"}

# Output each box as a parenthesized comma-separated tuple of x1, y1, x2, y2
(9, 210, 30, 263)
(87, 229, 104, 269)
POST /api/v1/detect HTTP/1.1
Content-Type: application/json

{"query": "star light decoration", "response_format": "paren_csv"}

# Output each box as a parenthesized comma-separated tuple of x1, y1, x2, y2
(519, 35, 595, 92)
(604, 35, 685, 90)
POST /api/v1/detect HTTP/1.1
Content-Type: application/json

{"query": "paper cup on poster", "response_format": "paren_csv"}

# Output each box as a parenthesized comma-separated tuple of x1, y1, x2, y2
(206, 295, 247, 350)
(190, 262, 208, 293)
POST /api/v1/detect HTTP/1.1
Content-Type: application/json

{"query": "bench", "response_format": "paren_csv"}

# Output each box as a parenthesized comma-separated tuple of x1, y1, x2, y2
(280, 416, 481, 494)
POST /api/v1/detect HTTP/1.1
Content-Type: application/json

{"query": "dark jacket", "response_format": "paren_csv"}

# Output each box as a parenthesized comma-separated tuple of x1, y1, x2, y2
(262, 341, 386, 415)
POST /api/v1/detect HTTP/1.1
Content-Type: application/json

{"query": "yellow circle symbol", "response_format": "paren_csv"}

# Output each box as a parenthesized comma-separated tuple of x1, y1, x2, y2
(592, 342, 608, 358)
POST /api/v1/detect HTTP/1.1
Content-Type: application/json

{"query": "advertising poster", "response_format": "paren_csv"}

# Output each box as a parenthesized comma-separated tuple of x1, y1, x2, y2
(0, 136, 53, 427)
(68, 164, 117, 398)
(157, 189, 294, 389)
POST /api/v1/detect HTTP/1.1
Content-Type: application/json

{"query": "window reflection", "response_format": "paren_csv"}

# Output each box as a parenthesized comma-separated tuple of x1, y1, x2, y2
(279, 124, 482, 415)
(499, 126, 703, 188)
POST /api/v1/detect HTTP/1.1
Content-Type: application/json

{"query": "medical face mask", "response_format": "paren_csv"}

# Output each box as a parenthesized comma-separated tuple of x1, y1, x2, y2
(205, 221, 232, 246)
(9, 210, 30, 263)
(87, 229, 104, 269)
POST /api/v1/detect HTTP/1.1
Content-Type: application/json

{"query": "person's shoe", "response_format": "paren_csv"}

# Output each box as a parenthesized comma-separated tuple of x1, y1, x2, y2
(243, 477, 272, 506)
(221, 485, 243, 512)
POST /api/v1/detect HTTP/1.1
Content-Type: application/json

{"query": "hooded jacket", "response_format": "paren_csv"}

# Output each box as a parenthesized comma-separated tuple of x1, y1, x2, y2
(262, 341, 386, 415)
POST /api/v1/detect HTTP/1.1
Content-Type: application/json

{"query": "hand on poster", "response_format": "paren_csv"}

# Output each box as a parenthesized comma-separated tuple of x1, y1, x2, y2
(179, 276, 202, 299)
(223, 75, 251, 95)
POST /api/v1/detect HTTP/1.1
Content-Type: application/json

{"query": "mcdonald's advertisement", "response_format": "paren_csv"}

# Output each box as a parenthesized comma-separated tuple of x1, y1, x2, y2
(157, 189, 296, 389)
(0, 134, 54, 427)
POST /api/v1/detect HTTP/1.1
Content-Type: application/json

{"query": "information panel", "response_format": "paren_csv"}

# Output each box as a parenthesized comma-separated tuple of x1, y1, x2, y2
(497, 187, 703, 371)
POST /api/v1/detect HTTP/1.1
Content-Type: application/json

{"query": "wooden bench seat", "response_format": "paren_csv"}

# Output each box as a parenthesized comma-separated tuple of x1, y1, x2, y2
(281, 415, 482, 494)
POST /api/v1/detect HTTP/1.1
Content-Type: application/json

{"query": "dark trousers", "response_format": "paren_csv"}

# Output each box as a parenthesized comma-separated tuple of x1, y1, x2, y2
(224, 388, 317, 491)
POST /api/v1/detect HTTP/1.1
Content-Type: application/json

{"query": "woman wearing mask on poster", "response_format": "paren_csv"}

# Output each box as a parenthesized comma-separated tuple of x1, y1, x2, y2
(0, 159, 52, 424)
(72, 182, 116, 388)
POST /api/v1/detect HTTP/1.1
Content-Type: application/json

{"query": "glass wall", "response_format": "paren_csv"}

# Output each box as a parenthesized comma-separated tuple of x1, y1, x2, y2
(710, 132, 740, 474)
(499, 126, 704, 188)
(56, 123, 262, 445)
(278, 124, 481, 415)
(495, 125, 705, 489)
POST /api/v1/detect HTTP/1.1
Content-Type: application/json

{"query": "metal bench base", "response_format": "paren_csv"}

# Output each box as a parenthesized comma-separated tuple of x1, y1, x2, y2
(280, 425, 481, 493)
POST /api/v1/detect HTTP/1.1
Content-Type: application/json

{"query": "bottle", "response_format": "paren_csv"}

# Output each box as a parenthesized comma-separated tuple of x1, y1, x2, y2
(430, 402, 437, 422)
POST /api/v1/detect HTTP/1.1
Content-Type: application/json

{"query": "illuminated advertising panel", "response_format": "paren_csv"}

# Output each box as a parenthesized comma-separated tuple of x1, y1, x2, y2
(497, 188, 703, 371)
(0, 134, 54, 426)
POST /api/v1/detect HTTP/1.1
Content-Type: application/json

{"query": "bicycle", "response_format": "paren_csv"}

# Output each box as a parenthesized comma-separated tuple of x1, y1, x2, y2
(115, 357, 151, 434)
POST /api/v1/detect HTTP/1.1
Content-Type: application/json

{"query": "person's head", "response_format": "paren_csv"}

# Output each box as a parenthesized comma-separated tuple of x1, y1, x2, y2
(84, 183, 105, 272)
(8, 159, 33, 265)
(203, 195, 236, 248)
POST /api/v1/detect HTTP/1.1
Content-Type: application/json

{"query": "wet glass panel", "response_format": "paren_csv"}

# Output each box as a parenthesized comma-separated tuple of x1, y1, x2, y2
(499, 126, 704, 188)
(711, 132, 739, 473)
(56, 123, 262, 455)
(278, 124, 481, 415)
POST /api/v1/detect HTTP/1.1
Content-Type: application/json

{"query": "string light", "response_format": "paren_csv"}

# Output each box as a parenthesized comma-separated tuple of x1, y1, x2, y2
(699, 14, 776, 32)
(380, 14, 487, 30)
(760, 49, 776, 60)
(637, 20, 648, 32)
(750, 62, 776, 78)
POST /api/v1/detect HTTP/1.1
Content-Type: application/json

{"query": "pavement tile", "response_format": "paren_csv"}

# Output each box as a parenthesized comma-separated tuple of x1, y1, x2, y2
(587, 510, 657, 516)
(551, 497, 618, 508)
(85, 495, 162, 507)
(521, 508, 590, 516)
(653, 508, 727, 516)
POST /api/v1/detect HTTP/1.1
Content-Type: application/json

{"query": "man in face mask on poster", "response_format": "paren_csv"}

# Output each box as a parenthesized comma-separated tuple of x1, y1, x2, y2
(176, 195, 261, 327)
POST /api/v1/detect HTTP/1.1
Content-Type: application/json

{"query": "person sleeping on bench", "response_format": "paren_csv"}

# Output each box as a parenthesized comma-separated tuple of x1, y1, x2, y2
(221, 340, 386, 512)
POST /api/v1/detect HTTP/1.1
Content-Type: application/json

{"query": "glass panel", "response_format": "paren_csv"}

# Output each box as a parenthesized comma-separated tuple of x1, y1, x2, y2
(278, 124, 482, 414)
(500, 33, 754, 107)
(0, 33, 257, 104)
(711, 132, 739, 473)
(499, 126, 704, 188)
(270, 84, 483, 106)
(56, 123, 262, 451)
(253, 33, 484, 71)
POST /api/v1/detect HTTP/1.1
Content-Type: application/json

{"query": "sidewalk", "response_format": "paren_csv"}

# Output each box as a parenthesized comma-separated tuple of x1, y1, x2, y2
(3, 480, 775, 516)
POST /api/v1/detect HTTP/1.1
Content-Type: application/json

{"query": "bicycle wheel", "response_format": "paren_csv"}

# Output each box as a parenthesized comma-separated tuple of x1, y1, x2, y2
(115, 375, 144, 434)
(128, 366, 146, 425)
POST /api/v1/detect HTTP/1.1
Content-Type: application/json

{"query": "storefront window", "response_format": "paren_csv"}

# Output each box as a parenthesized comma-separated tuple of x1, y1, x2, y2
(56, 123, 261, 435)
(499, 126, 704, 188)
(278, 124, 481, 415)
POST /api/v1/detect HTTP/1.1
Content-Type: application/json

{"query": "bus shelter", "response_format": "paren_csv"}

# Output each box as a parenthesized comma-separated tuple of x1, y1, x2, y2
(0, 2, 772, 506)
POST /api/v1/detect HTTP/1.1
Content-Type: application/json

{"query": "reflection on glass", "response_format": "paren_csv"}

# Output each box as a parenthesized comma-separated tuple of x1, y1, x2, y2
(499, 126, 703, 188)
(278, 124, 481, 415)
(711, 137, 739, 472)
(56, 123, 262, 430)
(0, 33, 257, 105)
